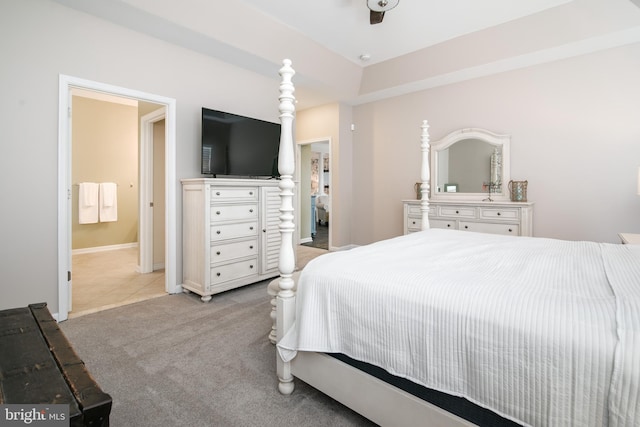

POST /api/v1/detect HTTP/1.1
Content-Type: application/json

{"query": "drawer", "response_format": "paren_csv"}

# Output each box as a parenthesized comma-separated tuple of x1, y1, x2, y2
(479, 207, 519, 221)
(406, 204, 435, 217)
(430, 219, 457, 230)
(211, 203, 258, 222)
(211, 221, 258, 241)
(211, 187, 258, 201)
(407, 217, 422, 231)
(211, 240, 258, 264)
(210, 258, 258, 286)
(460, 221, 519, 236)
(438, 206, 476, 219)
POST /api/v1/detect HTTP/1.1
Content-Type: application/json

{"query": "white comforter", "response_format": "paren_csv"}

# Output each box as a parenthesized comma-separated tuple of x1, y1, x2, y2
(278, 229, 640, 426)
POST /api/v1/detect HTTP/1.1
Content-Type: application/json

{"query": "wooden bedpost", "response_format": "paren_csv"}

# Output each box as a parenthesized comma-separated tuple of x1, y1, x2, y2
(420, 120, 431, 230)
(276, 59, 296, 395)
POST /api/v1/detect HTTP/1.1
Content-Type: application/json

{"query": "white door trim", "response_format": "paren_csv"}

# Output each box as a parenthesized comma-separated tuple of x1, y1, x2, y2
(139, 108, 166, 274)
(57, 74, 178, 322)
(295, 137, 332, 250)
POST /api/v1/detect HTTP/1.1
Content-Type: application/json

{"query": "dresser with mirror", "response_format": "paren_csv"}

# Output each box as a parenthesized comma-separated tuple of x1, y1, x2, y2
(403, 128, 534, 237)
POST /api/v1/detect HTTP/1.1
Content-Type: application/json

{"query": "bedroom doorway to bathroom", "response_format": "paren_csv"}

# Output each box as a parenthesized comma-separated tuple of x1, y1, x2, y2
(57, 75, 178, 322)
(297, 138, 331, 251)
(69, 90, 165, 317)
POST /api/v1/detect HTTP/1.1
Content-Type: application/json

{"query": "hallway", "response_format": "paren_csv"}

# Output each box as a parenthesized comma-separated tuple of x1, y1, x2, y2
(303, 222, 328, 250)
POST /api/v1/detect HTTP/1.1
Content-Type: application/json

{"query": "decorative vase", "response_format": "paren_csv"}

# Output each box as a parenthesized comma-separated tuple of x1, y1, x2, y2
(508, 180, 528, 202)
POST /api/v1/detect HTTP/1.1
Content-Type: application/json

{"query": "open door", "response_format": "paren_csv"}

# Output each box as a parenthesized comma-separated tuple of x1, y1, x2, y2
(139, 108, 166, 274)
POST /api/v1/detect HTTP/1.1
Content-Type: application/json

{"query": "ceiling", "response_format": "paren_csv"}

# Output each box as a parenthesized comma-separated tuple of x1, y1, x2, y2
(53, 0, 640, 109)
(240, 0, 573, 66)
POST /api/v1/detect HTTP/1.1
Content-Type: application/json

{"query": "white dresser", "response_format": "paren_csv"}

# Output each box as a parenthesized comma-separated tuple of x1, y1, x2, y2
(403, 200, 534, 237)
(182, 178, 281, 302)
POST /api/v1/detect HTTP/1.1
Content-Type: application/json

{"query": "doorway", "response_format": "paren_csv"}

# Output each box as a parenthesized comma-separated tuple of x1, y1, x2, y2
(68, 90, 165, 317)
(296, 138, 331, 251)
(57, 75, 178, 322)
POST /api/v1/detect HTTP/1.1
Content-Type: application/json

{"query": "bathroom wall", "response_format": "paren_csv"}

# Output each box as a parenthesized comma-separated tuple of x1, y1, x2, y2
(72, 96, 138, 250)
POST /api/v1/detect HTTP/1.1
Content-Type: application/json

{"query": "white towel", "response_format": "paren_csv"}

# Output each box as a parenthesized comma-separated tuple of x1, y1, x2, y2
(78, 182, 99, 224)
(99, 182, 118, 222)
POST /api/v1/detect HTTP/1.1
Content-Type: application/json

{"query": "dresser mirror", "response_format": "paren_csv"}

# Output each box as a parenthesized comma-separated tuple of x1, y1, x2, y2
(430, 128, 511, 201)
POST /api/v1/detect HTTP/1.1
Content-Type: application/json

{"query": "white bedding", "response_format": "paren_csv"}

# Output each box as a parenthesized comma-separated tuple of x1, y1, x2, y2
(278, 229, 640, 426)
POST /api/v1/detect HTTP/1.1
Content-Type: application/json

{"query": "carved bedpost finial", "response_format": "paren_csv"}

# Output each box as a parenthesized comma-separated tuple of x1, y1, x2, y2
(420, 120, 430, 230)
(277, 59, 296, 396)
(277, 59, 296, 299)
(278, 59, 296, 178)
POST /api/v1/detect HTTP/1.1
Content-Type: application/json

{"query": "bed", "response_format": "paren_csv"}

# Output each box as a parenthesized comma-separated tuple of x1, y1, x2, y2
(273, 59, 640, 426)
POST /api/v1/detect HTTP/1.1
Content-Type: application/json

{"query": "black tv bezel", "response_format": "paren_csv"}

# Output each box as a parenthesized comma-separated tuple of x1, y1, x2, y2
(201, 107, 280, 179)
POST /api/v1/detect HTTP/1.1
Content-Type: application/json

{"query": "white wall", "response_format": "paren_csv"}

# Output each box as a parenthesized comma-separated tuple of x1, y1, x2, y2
(352, 43, 640, 245)
(0, 0, 288, 312)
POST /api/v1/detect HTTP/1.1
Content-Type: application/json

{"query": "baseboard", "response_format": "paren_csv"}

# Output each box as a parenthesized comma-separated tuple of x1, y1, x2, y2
(72, 242, 138, 255)
(300, 237, 313, 244)
(135, 262, 165, 273)
(330, 244, 359, 252)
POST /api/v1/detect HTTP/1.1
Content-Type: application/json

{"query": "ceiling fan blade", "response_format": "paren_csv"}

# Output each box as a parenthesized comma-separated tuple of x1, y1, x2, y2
(370, 10, 385, 24)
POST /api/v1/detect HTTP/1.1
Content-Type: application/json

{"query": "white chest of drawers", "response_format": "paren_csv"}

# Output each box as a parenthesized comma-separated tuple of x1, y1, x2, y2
(403, 200, 534, 237)
(182, 178, 281, 302)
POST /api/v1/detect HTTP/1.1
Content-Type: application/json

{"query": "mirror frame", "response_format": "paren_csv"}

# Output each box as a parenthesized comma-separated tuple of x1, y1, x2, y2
(430, 128, 511, 201)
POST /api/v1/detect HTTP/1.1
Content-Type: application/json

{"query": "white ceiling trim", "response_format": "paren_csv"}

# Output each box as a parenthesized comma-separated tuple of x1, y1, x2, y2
(351, 25, 640, 106)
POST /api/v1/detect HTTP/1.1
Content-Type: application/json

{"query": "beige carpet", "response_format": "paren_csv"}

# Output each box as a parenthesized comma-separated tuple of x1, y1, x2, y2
(60, 275, 376, 427)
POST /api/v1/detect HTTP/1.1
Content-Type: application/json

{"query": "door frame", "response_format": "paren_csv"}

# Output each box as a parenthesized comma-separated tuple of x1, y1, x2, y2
(139, 108, 166, 274)
(295, 137, 332, 250)
(57, 74, 178, 321)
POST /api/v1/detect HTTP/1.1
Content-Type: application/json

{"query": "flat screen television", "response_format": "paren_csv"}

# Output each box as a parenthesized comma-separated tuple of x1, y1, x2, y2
(201, 107, 281, 178)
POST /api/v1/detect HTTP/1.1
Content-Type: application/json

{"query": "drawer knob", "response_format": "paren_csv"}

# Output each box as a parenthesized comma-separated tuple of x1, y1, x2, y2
(508, 228, 513, 233)
(249, 209, 254, 213)
(216, 251, 221, 255)
(249, 191, 254, 195)
(262, 229, 266, 233)
(250, 226, 254, 230)
(455, 210, 459, 214)
(497, 212, 501, 216)
(216, 191, 221, 196)
(464, 225, 469, 229)
(216, 211, 221, 215)
(216, 272, 221, 277)
(249, 265, 254, 269)
(249, 245, 254, 250)
(447, 224, 451, 228)
(216, 230, 221, 235)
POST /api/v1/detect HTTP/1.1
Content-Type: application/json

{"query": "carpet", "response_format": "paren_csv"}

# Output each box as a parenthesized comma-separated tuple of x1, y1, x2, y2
(60, 281, 375, 427)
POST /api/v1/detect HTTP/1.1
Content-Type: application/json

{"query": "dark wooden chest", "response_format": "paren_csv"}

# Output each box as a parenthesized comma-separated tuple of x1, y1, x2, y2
(0, 303, 112, 426)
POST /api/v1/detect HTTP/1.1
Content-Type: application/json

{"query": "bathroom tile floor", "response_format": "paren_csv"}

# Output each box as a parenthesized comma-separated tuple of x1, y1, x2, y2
(70, 247, 166, 318)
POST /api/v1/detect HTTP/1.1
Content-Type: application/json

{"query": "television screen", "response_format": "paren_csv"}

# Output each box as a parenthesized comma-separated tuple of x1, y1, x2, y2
(201, 108, 281, 178)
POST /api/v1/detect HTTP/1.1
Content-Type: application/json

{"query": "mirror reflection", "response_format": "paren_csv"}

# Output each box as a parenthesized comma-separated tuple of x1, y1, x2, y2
(436, 139, 502, 194)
